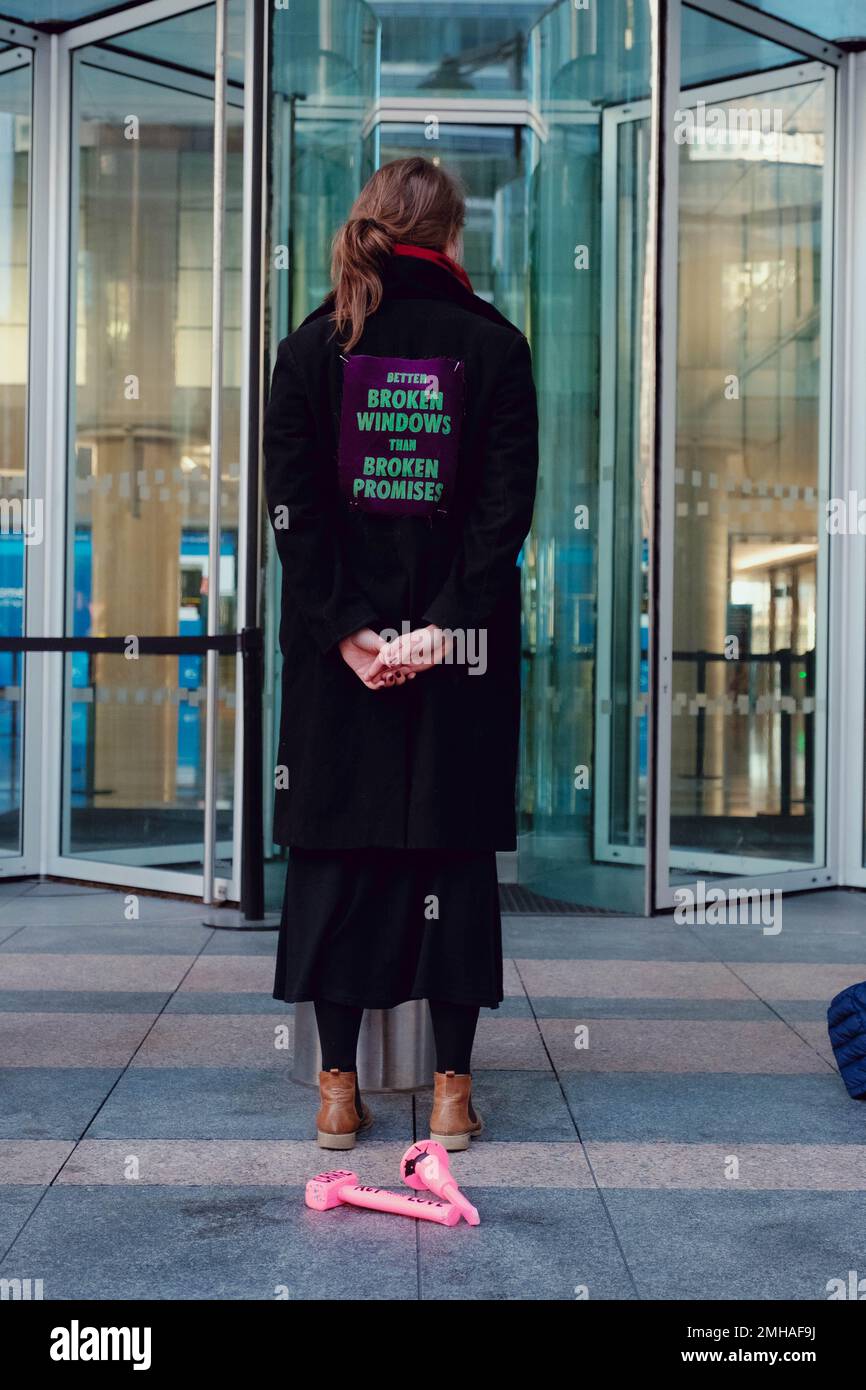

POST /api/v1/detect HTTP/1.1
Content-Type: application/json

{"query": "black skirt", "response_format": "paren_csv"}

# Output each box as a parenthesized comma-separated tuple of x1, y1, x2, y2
(273, 847, 503, 1009)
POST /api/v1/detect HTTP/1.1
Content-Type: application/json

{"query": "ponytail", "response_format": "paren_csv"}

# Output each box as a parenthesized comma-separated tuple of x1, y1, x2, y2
(331, 216, 394, 353)
(330, 158, 465, 352)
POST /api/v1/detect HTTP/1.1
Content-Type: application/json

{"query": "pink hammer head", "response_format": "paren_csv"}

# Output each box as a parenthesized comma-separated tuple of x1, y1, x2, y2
(400, 1141, 481, 1226)
(305, 1169, 359, 1211)
(401, 1141, 449, 1190)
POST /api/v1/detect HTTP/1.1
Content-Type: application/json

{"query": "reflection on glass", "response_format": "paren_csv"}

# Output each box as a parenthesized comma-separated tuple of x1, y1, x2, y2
(264, 0, 379, 907)
(65, 9, 242, 871)
(670, 67, 828, 874)
(270, 0, 379, 330)
(369, 0, 550, 100)
(63, 653, 235, 870)
(519, 0, 653, 911)
(738, 1, 865, 44)
(378, 123, 528, 323)
(681, 4, 802, 86)
(0, 45, 31, 856)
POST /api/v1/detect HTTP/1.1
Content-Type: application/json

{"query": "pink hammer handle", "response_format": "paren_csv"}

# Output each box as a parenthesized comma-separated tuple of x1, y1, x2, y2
(440, 1179, 481, 1227)
(340, 1183, 460, 1226)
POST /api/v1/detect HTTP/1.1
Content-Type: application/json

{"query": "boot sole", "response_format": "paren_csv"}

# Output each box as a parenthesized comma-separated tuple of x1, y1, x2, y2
(316, 1129, 358, 1150)
(316, 1110, 373, 1150)
(429, 1126, 482, 1152)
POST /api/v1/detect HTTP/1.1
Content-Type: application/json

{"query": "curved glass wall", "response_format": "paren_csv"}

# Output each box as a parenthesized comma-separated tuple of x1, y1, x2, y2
(668, 14, 832, 880)
(518, 0, 654, 911)
(0, 43, 31, 857)
(259, 0, 839, 910)
(264, 0, 379, 897)
(62, 5, 244, 873)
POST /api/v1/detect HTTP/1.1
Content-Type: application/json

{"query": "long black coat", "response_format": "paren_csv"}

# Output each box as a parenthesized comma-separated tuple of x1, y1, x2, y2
(262, 253, 538, 850)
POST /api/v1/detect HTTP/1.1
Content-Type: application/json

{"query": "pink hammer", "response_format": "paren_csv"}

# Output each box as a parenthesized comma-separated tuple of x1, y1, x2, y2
(305, 1168, 460, 1225)
(400, 1140, 481, 1226)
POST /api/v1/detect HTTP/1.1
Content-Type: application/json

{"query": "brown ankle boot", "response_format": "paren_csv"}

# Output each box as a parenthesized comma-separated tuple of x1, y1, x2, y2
(429, 1070, 483, 1151)
(316, 1069, 373, 1150)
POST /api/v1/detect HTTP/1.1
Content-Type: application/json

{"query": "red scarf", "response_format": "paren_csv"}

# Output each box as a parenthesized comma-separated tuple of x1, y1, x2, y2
(392, 241, 474, 294)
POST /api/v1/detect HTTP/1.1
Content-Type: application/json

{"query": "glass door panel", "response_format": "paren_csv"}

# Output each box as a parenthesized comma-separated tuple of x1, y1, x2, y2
(668, 64, 831, 884)
(518, 0, 654, 911)
(263, 0, 379, 908)
(62, 8, 243, 878)
(0, 43, 32, 862)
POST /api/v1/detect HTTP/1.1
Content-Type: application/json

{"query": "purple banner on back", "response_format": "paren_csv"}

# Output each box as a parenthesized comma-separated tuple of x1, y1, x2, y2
(337, 354, 464, 518)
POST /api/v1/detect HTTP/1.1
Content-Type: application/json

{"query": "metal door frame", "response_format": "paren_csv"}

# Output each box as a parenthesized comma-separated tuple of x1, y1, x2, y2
(650, 4, 843, 910)
(596, 59, 837, 897)
(7, 0, 266, 901)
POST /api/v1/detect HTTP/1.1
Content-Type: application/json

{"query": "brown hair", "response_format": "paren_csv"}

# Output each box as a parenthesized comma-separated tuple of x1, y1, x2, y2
(330, 157, 466, 352)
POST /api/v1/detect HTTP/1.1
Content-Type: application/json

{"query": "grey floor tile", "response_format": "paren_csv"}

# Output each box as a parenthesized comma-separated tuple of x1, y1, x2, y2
(0, 922, 27, 949)
(527, 997, 775, 1021)
(560, 1072, 863, 1144)
(0, 1012, 157, 1068)
(130, 1013, 293, 1068)
(0, 1186, 46, 1252)
(726, 962, 866, 1002)
(0, 990, 170, 1015)
(768, 1000, 833, 1022)
(0, 1184, 417, 1299)
(0, 922, 213, 952)
(0, 1069, 122, 1140)
(689, 892, 866, 963)
(481, 997, 533, 1019)
(0, 880, 35, 902)
(0, 893, 209, 930)
(586, 1140, 866, 1191)
(17, 881, 119, 898)
(411, 1071, 576, 1143)
(165, 991, 291, 1015)
(603, 1189, 866, 1300)
(0, 1141, 74, 1183)
(0, 953, 196, 992)
(87, 1067, 413, 1142)
(540, 1016, 830, 1075)
(503, 916, 719, 961)
(517, 957, 753, 1000)
(418, 1187, 636, 1300)
(203, 930, 281, 956)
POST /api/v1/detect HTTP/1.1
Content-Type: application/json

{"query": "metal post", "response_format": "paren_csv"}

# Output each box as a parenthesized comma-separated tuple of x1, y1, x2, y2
(647, 0, 682, 915)
(238, 0, 268, 921)
(203, 0, 228, 906)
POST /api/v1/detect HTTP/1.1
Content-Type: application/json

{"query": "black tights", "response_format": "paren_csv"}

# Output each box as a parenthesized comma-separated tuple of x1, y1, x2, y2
(314, 998, 480, 1075)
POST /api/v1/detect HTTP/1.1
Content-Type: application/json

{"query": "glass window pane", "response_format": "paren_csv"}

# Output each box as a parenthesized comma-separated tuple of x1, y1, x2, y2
(670, 31, 830, 877)
(738, 2, 866, 44)
(0, 43, 31, 858)
(61, 650, 235, 874)
(518, 0, 654, 911)
(682, 5, 805, 85)
(64, 7, 242, 876)
(369, 1, 550, 101)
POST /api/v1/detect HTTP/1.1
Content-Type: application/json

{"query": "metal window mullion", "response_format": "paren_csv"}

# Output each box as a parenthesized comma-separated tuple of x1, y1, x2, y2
(203, 0, 228, 906)
(811, 64, 837, 874)
(12, 30, 46, 875)
(648, 0, 682, 914)
(233, 0, 268, 918)
(834, 54, 866, 885)
(682, 0, 844, 66)
(61, 0, 213, 51)
(45, 32, 74, 876)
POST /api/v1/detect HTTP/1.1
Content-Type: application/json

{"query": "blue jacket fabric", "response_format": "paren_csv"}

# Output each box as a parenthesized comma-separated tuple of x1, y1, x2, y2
(827, 982, 866, 1099)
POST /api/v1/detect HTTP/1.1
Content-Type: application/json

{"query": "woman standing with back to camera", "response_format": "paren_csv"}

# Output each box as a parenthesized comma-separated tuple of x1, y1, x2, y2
(263, 157, 538, 1152)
